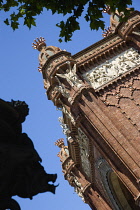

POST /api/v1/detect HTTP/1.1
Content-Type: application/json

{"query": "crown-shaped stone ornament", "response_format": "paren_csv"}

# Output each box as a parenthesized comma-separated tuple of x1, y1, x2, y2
(55, 138, 65, 148)
(102, 26, 113, 37)
(32, 37, 46, 51)
(55, 138, 69, 162)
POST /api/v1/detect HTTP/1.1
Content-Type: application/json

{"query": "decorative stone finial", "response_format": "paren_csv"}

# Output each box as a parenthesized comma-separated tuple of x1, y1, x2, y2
(55, 138, 65, 148)
(32, 37, 46, 51)
(102, 27, 113, 37)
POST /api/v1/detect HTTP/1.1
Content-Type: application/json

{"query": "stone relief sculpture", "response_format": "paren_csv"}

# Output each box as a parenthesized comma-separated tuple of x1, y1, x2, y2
(73, 177, 85, 202)
(58, 116, 70, 136)
(77, 128, 91, 179)
(66, 173, 85, 202)
(62, 106, 75, 125)
(83, 48, 140, 89)
(0, 99, 57, 210)
(56, 62, 83, 88)
(55, 76, 70, 98)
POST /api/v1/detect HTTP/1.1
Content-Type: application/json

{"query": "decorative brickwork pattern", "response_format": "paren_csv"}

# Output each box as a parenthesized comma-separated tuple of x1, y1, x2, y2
(99, 71, 140, 131)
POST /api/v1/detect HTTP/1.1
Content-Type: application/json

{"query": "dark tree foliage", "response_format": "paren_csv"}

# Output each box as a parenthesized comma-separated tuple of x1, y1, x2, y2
(0, 0, 133, 41)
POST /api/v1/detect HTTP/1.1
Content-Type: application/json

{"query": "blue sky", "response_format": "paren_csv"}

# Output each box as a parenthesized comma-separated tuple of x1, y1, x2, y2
(1, 1, 140, 209)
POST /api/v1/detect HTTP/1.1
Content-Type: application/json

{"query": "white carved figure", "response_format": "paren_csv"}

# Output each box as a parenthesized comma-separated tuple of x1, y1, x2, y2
(55, 76, 70, 98)
(62, 107, 75, 125)
(58, 116, 70, 135)
(74, 176, 82, 188)
(83, 48, 140, 89)
(57, 85, 70, 98)
(73, 176, 85, 202)
(57, 62, 83, 87)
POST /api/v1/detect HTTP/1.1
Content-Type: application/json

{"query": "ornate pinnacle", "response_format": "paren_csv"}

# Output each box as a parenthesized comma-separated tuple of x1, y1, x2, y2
(32, 37, 46, 51)
(102, 27, 113, 37)
(55, 138, 65, 148)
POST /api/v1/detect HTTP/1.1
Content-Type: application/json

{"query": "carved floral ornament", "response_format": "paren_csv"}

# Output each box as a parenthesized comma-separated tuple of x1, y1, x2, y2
(58, 117, 92, 179)
(55, 137, 84, 200)
(83, 48, 140, 89)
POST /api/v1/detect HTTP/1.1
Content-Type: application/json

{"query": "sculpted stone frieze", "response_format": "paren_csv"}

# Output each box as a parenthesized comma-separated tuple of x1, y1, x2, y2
(83, 48, 140, 89)
(77, 128, 91, 179)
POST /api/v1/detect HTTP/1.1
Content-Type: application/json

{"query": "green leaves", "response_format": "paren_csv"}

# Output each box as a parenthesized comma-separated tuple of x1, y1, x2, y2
(1, 0, 133, 41)
(57, 17, 80, 42)
(24, 17, 36, 28)
(11, 20, 19, 30)
(90, 19, 105, 30)
(4, 18, 9, 25)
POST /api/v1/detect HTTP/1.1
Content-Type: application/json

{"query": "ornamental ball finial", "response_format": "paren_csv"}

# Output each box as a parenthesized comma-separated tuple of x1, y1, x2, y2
(32, 37, 46, 51)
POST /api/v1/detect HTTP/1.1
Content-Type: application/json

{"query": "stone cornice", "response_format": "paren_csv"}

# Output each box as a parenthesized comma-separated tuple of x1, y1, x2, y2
(73, 36, 126, 68)
(72, 34, 119, 60)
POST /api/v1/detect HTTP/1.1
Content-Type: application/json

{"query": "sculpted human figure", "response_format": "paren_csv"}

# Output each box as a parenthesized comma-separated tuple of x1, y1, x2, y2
(0, 99, 57, 210)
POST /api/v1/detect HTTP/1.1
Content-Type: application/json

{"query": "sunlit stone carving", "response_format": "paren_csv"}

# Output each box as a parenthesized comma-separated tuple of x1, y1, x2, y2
(57, 62, 83, 87)
(83, 48, 140, 89)
(77, 128, 91, 179)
